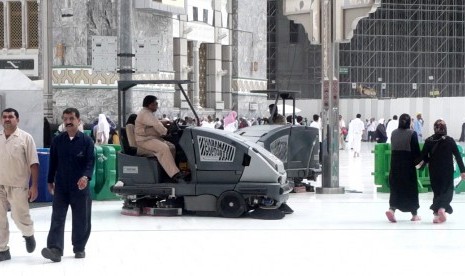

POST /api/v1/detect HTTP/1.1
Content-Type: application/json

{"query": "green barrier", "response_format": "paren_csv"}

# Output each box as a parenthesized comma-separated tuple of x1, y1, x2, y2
(89, 146, 105, 200)
(415, 143, 430, 193)
(105, 144, 122, 152)
(372, 143, 391, 193)
(455, 145, 465, 194)
(93, 145, 119, 200)
(416, 166, 430, 193)
(374, 142, 465, 194)
(456, 180, 465, 194)
(453, 144, 464, 178)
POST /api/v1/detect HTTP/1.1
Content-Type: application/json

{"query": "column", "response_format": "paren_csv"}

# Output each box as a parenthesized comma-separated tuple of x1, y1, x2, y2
(192, 41, 201, 108)
(173, 37, 188, 107)
(206, 43, 223, 110)
(41, 0, 53, 120)
(222, 45, 232, 110)
(317, 0, 344, 194)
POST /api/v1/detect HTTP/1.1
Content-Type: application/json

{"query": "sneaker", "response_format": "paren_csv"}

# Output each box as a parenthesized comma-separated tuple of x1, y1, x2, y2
(438, 208, 447, 223)
(0, 249, 11, 262)
(23, 235, 36, 253)
(75, 251, 86, 259)
(411, 215, 421, 222)
(385, 210, 397, 223)
(41, 247, 62, 262)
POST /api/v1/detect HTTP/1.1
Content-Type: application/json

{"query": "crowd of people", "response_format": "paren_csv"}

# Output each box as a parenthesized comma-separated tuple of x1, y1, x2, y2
(338, 112, 426, 150)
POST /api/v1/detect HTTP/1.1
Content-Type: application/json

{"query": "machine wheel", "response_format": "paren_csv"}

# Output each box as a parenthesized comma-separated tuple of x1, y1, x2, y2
(216, 191, 246, 218)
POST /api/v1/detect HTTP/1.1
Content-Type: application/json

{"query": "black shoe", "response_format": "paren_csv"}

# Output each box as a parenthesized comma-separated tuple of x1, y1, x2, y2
(41, 247, 61, 262)
(0, 249, 11, 262)
(23, 235, 36, 253)
(172, 172, 187, 183)
(75, 251, 86, 259)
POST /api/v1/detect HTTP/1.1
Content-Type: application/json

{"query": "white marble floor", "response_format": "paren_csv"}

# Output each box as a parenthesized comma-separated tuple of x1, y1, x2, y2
(2, 142, 465, 276)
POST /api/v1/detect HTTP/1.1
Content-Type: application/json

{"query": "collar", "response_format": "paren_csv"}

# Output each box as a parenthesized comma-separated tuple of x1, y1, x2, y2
(1, 127, 20, 138)
(63, 130, 84, 139)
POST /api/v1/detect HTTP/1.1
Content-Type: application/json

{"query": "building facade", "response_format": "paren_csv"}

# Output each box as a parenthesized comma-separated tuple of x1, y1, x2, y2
(2, 0, 270, 125)
(268, 0, 465, 99)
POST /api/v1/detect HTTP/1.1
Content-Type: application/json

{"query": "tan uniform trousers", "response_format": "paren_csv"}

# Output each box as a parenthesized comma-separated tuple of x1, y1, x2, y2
(0, 185, 34, 252)
(137, 139, 180, 178)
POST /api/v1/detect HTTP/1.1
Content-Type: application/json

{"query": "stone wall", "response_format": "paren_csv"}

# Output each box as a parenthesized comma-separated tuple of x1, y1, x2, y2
(232, 0, 267, 80)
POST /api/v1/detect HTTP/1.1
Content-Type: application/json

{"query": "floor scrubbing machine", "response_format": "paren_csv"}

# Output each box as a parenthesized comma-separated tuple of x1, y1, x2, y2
(111, 80, 292, 219)
(235, 90, 321, 192)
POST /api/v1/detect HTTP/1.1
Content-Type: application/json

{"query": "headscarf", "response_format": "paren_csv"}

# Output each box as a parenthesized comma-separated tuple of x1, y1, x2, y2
(398, 113, 411, 129)
(223, 111, 237, 127)
(433, 119, 447, 136)
(96, 114, 110, 144)
(378, 118, 385, 125)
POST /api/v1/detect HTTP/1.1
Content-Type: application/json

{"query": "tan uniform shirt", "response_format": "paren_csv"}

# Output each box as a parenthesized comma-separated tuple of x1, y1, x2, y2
(269, 114, 287, 125)
(135, 107, 168, 142)
(0, 128, 39, 188)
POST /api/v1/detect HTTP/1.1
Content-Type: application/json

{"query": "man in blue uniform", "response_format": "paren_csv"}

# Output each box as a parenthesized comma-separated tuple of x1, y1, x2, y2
(41, 108, 95, 262)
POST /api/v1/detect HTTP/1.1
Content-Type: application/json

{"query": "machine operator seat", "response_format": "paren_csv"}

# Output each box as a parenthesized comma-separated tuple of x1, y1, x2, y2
(119, 124, 165, 184)
(124, 124, 155, 157)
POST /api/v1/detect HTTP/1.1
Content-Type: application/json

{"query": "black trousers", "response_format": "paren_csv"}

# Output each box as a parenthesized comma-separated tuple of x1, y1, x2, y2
(46, 189, 92, 254)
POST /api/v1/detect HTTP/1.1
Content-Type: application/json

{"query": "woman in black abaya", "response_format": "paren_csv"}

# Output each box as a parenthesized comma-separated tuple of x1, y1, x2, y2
(420, 119, 465, 223)
(385, 114, 421, 222)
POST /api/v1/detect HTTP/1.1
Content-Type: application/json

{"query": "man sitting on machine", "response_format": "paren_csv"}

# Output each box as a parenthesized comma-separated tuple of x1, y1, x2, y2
(134, 95, 187, 183)
(268, 104, 286, 125)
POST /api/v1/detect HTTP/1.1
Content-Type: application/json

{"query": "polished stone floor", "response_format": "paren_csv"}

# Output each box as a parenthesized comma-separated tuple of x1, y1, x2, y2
(2, 142, 465, 276)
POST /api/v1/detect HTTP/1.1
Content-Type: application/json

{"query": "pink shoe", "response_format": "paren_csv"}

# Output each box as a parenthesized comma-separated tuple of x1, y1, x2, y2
(438, 208, 447, 223)
(411, 215, 421, 222)
(385, 210, 396, 223)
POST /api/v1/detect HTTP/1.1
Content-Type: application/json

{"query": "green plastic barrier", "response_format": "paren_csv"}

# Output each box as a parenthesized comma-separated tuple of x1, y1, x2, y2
(93, 145, 119, 200)
(89, 146, 105, 200)
(374, 142, 465, 194)
(415, 143, 430, 193)
(372, 143, 391, 193)
(454, 145, 465, 194)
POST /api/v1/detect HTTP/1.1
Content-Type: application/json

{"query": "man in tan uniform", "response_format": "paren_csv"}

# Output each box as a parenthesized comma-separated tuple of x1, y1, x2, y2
(135, 95, 185, 182)
(0, 108, 38, 261)
(268, 104, 286, 125)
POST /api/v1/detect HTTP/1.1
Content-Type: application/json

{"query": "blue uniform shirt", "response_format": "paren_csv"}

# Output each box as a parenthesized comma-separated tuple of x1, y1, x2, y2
(48, 131, 95, 193)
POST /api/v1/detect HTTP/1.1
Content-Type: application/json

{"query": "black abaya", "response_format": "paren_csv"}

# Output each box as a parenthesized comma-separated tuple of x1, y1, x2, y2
(388, 129, 421, 212)
(421, 135, 465, 214)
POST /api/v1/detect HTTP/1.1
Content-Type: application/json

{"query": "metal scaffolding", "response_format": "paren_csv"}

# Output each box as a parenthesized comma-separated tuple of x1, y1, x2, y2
(267, 0, 322, 98)
(267, 0, 278, 91)
(268, 0, 465, 99)
(339, 0, 465, 98)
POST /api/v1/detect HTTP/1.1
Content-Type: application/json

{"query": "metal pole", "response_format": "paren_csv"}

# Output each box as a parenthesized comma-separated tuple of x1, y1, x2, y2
(118, 0, 133, 126)
(317, 0, 344, 194)
(42, 0, 53, 121)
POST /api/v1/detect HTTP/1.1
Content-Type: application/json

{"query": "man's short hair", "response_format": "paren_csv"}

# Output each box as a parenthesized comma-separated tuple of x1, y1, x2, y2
(143, 95, 158, 107)
(313, 114, 319, 121)
(2, 108, 19, 119)
(63, 107, 80, 119)
(356, 114, 361, 118)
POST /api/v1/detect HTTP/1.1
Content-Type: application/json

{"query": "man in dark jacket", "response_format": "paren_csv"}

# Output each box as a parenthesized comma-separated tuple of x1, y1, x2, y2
(41, 108, 95, 262)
